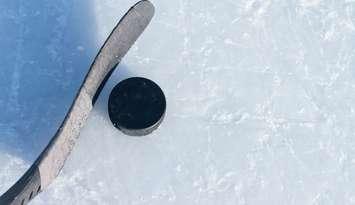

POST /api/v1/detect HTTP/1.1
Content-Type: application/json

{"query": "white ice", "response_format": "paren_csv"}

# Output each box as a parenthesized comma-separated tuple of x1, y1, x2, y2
(1, 0, 355, 204)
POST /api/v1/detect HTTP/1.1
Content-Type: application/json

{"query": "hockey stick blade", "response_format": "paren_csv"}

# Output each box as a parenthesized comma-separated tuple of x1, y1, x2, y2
(0, 1, 154, 204)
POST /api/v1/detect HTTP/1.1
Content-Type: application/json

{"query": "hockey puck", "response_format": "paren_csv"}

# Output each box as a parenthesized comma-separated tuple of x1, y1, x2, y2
(108, 77, 166, 136)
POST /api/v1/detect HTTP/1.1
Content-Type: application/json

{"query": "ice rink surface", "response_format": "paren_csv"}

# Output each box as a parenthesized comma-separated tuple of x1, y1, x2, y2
(1, 0, 355, 204)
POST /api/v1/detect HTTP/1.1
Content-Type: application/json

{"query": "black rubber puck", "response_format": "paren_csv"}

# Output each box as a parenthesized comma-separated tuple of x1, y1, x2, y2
(108, 77, 166, 136)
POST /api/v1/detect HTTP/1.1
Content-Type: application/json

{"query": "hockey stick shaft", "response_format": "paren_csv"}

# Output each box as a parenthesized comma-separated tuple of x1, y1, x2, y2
(0, 1, 154, 204)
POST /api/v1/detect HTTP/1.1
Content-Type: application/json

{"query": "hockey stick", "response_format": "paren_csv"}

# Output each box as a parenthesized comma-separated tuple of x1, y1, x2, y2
(0, 1, 154, 204)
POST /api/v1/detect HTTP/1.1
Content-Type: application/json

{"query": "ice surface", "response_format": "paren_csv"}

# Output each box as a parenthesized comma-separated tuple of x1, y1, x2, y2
(1, 0, 355, 204)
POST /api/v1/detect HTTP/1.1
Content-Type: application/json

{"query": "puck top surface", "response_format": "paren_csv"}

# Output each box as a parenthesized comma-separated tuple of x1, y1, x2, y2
(108, 77, 166, 136)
